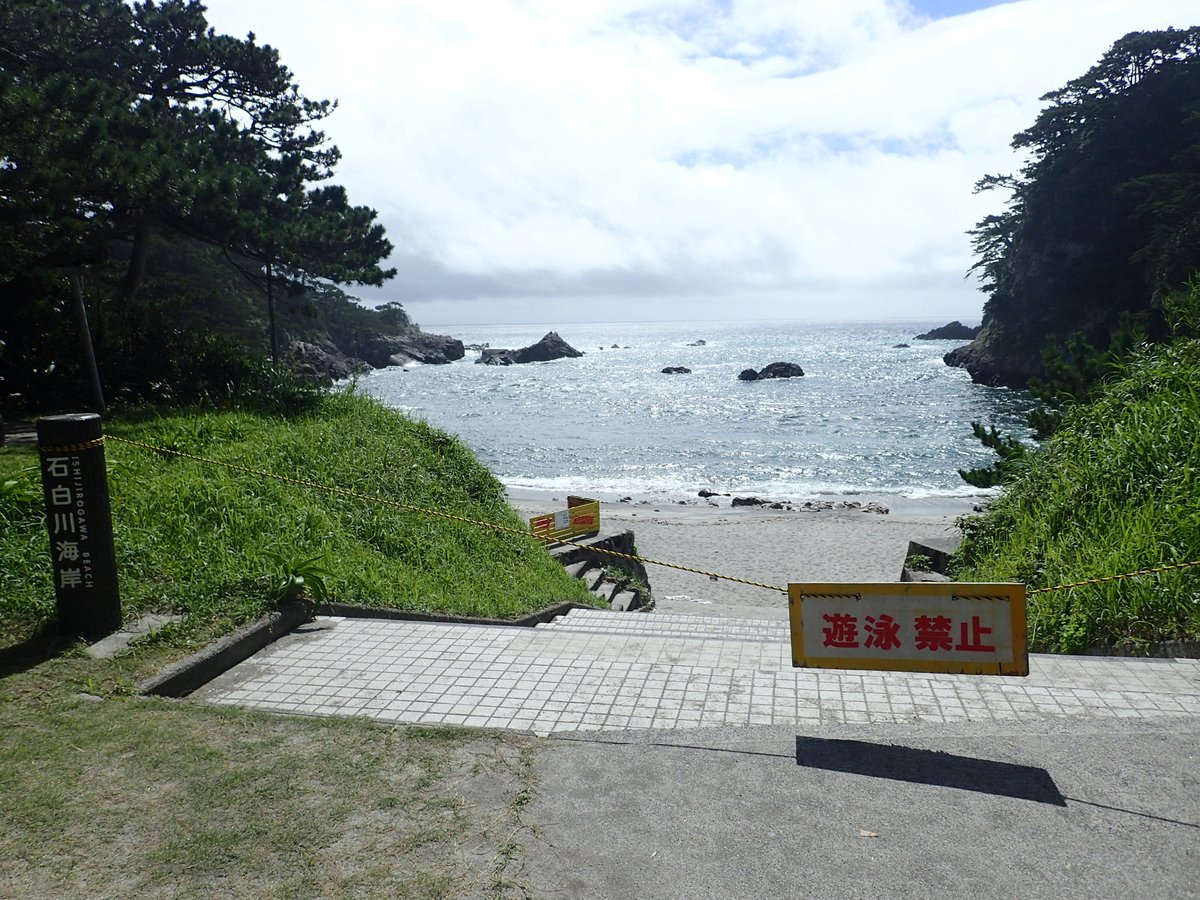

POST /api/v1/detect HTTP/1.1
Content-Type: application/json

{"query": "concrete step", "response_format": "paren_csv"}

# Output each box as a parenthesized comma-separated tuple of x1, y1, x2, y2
(592, 581, 619, 603)
(609, 590, 637, 612)
(563, 561, 593, 579)
(542, 608, 792, 644)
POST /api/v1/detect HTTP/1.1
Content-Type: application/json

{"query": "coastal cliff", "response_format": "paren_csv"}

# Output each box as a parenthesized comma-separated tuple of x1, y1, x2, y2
(948, 28, 1200, 389)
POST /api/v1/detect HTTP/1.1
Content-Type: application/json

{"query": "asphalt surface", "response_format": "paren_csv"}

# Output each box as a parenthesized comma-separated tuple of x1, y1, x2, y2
(522, 719, 1199, 899)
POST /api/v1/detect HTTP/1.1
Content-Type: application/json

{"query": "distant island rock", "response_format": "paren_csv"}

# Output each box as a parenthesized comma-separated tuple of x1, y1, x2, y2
(915, 321, 981, 341)
(476, 331, 584, 366)
(688, 339, 707, 346)
(893, 343, 910, 349)
(661, 366, 691, 375)
(738, 362, 805, 381)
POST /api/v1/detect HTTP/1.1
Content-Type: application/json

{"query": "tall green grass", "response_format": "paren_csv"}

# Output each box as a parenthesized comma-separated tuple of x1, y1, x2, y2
(0, 391, 593, 645)
(953, 338, 1200, 652)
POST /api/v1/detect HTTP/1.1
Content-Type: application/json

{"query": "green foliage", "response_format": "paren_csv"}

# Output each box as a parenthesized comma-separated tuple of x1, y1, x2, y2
(953, 335, 1200, 652)
(968, 27, 1200, 386)
(957, 422, 1029, 488)
(961, 306, 1150, 487)
(0, 394, 593, 644)
(904, 554, 933, 573)
(0, 466, 40, 507)
(104, 328, 324, 415)
(0, 0, 394, 408)
(264, 551, 333, 604)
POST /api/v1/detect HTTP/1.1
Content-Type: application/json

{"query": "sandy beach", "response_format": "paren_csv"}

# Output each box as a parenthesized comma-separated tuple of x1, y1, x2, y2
(507, 490, 969, 621)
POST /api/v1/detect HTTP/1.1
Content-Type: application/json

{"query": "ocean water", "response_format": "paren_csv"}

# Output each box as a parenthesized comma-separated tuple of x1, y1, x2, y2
(360, 320, 1034, 507)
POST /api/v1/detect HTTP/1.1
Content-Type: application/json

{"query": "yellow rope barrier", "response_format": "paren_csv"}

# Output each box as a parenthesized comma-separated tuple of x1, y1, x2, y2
(1026, 560, 1200, 595)
(107, 435, 789, 593)
(38, 437, 107, 454)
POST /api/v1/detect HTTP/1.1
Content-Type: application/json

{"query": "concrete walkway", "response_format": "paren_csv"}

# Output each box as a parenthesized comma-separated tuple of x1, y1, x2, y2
(191, 608, 1200, 734)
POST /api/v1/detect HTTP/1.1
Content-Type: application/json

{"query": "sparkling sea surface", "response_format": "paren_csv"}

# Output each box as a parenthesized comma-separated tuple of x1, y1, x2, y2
(360, 320, 1034, 508)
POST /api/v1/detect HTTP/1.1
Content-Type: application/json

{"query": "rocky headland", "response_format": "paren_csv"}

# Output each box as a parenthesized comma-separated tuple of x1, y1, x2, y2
(283, 299, 464, 384)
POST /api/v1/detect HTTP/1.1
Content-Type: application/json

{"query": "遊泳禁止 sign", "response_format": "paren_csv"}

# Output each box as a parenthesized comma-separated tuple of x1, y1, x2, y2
(788, 582, 1028, 676)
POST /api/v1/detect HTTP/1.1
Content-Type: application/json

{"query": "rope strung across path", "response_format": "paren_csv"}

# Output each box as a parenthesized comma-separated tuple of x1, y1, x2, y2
(38, 437, 108, 454)
(1026, 560, 1200, 595)
(107, 435, 790, 594)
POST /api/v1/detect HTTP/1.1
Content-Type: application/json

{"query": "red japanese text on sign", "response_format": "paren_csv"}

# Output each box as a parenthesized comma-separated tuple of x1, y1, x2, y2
(790, 582, 1028, 676)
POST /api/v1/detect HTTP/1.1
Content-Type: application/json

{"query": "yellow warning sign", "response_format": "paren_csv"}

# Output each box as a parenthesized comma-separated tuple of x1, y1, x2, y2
(788, 582, 1028, 676)
(529, 496, 601, 543)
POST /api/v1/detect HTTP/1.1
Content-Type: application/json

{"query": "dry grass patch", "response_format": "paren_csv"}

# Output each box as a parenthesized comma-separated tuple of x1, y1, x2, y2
(0, 641, 543, 899)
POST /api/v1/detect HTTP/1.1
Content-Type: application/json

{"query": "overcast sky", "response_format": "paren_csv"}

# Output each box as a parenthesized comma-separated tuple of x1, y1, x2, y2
(200, 0, 1198, 326)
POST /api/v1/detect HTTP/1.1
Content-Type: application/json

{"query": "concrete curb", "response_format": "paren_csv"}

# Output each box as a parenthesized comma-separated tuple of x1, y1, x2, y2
(139, 601, 312, 698)
(138, 599, 596, 698)
(317, 599, 598, 628)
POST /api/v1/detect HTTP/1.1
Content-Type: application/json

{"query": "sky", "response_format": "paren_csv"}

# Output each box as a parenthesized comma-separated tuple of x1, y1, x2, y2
(199, 0, 1199, 326)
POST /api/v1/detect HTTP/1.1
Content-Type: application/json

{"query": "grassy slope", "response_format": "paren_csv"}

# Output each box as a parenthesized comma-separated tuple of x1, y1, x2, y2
(953, 338, 1200, 652)
(0, 393, 589, 896)
(2, 391, 593, 644)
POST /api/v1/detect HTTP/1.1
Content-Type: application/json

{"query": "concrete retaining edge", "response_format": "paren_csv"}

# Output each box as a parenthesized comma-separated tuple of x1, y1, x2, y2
(139, 600, 311, 698)
(139, 599, 597, 698)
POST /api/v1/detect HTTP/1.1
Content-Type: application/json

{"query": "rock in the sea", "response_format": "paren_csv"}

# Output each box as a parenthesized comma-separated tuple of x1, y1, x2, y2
(356, 331, 465, 367)
(739, 362, 804, 381)
(286, 340, 372, 384)
(476, 331, 584, 366)
(688, 339, 707, 346)
(479, 349, 518, 366)
(759, 362, 804, 379)
(915, 321, 981, 341)
(894, 343, 910, 348)
(661, 366, 691, 375)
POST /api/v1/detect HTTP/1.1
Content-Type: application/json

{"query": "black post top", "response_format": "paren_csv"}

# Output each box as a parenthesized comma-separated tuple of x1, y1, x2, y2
(37, 413, 104, 444)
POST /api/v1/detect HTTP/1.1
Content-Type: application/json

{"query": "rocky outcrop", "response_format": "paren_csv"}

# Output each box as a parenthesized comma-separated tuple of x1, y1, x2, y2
(915, 321, 981, 341)
(476, 331, 583, 366)
(355, 330, 465, 368)
(286, 340, 372, 384)
(738, 362, 805, 381)
(661, 366, 691, 374)
(730, 496, 888, 513)
(942, 319, 1046, 389)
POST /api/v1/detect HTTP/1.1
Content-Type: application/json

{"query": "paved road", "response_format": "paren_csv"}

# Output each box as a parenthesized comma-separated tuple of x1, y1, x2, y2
(192, 608, 1200, 898)
(523, 719, 1200, 899)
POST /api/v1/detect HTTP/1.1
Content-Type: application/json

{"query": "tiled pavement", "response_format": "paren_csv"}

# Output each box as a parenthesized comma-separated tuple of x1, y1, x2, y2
(191, 608, 1200, 735)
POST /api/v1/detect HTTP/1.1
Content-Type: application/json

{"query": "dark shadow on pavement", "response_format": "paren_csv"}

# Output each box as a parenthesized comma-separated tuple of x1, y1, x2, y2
(1061, 797, 1200, 829)
(796, 736, 1067, 806)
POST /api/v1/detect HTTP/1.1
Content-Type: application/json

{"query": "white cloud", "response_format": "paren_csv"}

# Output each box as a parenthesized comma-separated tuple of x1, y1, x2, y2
(200, 0, 1199, 323)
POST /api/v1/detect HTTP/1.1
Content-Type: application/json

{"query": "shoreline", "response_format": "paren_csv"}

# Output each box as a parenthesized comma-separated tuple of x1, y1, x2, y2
(504, 485, 987, 519)
(506, 486, 973, 622)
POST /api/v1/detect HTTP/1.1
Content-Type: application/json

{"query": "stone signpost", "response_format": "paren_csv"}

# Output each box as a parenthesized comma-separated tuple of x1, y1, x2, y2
(37, 413, 121, 638)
